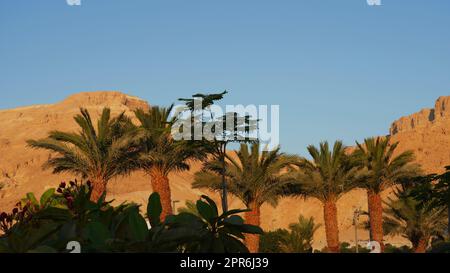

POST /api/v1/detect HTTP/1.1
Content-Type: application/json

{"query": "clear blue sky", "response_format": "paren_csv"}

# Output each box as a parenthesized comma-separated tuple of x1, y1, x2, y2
(1, 0, 449, 156)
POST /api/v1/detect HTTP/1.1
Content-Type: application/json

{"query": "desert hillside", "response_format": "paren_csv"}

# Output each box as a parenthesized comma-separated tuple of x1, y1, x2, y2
(390, 96, 450, 174)
(1, 91, 449, 249)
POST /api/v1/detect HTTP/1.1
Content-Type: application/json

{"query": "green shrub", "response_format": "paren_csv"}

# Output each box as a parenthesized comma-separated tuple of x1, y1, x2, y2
(260, 229, 290, 253)
(260, 215, 321, 253)
(339, 242, 370, 253)
(429, 237, 450, 253)
(0, 180, 262, 253)
(384, 243, 412, 253)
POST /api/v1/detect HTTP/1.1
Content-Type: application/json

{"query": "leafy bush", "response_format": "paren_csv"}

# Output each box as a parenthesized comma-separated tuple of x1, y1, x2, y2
(260, 229, 290, 253)
(429, 242, 450, 253)
(316, 242, 409, 253)
(339, 242, 370, 253)
(0, 181, 262, 253)
(260, 215, 320, 253)
(279, 215, 320, 253)
(428, 237, 450, 253)
(384, 244, 412, 253)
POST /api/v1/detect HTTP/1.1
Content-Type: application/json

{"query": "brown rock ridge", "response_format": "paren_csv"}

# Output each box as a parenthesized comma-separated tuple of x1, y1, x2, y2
(390, 96, 450, 135)
(3, 91, 449, 249)
(0, 91, 150, 206)
(390, 96, 450, 174)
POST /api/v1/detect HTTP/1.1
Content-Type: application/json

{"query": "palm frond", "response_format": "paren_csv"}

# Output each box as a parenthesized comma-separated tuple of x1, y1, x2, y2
(354, 137, 420, 193)
(289, 141, 359, 203)
(27, 108, 141, 183)
(193, 142, 298, 208)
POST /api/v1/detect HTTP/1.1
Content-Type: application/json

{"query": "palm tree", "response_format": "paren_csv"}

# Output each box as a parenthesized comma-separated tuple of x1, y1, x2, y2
(291, 141, 359, 253)
(384, 187, 446, 253)
(27, 108, 141, 202)
(354, 136, 418, 252)
(134, 106, 205, 221)
(279, 215, 321, 253)
(192, 143, 297, 253)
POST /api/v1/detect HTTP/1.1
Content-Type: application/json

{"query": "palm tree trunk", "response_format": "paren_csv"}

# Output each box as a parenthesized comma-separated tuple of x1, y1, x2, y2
(244, 201, 261, 253)
(149, 167, 173, 221)
(89, 178, 107, 202)
(367, 189, 385, 252)
(323, 200, 340, 253)
(413, 237, 429, 253)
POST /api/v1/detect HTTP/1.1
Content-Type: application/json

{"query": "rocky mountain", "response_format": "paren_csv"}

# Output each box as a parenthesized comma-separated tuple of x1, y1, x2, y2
(1, 91, 449, 249)
(390, 96, 450, 174)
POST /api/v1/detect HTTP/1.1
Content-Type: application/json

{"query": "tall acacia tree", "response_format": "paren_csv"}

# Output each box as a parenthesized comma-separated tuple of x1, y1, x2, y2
(354, 137, 418, 252)
(178, 91, 257, 212)
(27, 108, 141, 202)
(134, 105, 205, 221)
(291, 141, 360, 253)
(192, 142, 297, 253)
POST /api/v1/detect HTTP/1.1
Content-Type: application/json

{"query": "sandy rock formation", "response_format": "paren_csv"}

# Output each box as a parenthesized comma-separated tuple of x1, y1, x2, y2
(390, 96, 450, 174)
(0, 91, 150, 207)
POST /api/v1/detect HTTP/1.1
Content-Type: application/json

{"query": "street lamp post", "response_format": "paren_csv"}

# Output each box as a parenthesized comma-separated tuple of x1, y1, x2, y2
(353, 208, 362, 253)
(172, 200, 180, 214)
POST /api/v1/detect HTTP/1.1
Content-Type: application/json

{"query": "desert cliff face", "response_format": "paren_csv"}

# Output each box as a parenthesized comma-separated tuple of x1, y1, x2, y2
(0, 91, 151, 206)
(390, 96, 450, 174)
(1, 91, 449, 249)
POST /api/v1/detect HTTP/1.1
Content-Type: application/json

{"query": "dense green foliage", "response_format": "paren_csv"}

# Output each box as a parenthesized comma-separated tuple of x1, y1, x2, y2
(410, 167, 450, 235)
(133, 105, 205, 177)
(429, 240, 450, 253)
(259, 215, 320, 253)
(338, 242, 370, 253)
(27, 108, 140, 183)
(353, 137, 419, 193)
(193, 143, 297, 209)
(291, 141, 360, 202)
(0, 181, 262, 253)
(260, 229, 290, 253)
(26, 108, 142, 201)
(279, 215, 321, 253)
(384, 187, 447, 252)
